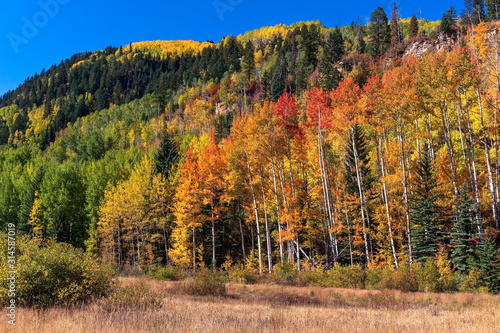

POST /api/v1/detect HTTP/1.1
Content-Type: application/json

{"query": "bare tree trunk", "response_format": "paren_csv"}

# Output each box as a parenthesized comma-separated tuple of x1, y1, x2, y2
(211, 202, 216, 271)
(464, 92, 484, 241)
(237, 202, 246, 269)
(259, 174, 273, 273)
(270, 153, 284, 263)
(351, 128, 370, 263)
(398, 126, 413, 265)
(246, 160, 263, 273)
(427, 112, 435, 160)
(379, 136, 398, 269)
(440, 100, 460, 206)
(478, 89, 500, 228)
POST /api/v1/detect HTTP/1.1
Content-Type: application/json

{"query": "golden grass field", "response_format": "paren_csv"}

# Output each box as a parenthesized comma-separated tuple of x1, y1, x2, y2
(3, 277, 500, 333)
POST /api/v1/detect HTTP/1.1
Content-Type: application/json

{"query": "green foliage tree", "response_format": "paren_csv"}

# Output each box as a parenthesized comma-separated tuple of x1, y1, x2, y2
(486, 0, 500, 20)
(410, 146, 444, 262)
(367, 7, 390, 57)
(319, 28, 344, 91)
(242, 40, 256, 83)
(477, 234, 500, 293)
(155, 132, 179, 179)
(472, 0, 486, 24)
(450, 184, 479, 274)
(440, 7, 458, 34)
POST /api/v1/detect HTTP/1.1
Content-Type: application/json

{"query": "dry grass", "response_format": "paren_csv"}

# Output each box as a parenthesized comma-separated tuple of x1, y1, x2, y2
(2, 277, 500, 333)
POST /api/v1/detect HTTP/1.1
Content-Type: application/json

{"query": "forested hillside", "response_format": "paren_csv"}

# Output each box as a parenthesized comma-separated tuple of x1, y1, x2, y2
(1, 3, 500, 293)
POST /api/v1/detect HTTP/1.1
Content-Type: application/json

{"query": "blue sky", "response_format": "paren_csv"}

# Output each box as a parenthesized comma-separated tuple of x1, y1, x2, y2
(0, 0, 462, 96)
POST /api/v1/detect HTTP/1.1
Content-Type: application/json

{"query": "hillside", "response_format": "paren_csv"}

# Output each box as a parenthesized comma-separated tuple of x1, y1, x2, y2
(1, 3, 500, 306)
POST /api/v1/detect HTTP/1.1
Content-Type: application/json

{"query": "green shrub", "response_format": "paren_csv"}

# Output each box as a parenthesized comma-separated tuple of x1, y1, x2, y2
(183, 268, 226, 296)
(271, 262, 298, 285)
(417, 259, 440, 292)
(228, 267, 260, 284)
(389, 265, 420, 292)
(297, 265, 328, 287)
(0, 235, 114, 308)
(326, 265, 366, 289)
(147, 264, 182, 281)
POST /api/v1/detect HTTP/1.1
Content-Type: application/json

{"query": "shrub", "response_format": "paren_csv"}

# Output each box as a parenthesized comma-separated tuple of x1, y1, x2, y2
(271, 262, 298, 285)
(297, 264, 328, 287)
(0, 235, 114, 308)
(228, 266, 260, 284)
(389, 265, 420, 292)
(147, 264, 182, 281)
(183, 268, 226, 296)
(326, 265, 366, 289)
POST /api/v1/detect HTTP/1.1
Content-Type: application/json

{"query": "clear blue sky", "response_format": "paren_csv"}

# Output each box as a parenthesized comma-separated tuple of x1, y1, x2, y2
(0, 0, 462, 96)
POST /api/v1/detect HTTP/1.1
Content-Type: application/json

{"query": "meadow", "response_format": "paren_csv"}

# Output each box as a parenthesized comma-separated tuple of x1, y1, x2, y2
(4, 276, 500, 333)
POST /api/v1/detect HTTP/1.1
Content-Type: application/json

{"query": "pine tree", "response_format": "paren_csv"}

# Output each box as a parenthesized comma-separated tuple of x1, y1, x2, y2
(477, 234, 500, 293)
(344, 125, 375, 196)
(409, 15, 419, 39)
(462, 0, 474, 25)
(367, 6, 391, 57)
(319, 28, 344, 91)
(472, 0, 486, 24)
(440, 7, 458, 34)
(390, 2, 401, 45)
(242, 40, 255, 83)
(154, 132, 178, 179)
(486, 0, 500, 20)
(410, 145, 443, 262)
(450, 184, 479, 274)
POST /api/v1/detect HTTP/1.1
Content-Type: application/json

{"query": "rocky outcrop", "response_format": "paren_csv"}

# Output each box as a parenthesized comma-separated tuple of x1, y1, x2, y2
(403, 33, 460, 59)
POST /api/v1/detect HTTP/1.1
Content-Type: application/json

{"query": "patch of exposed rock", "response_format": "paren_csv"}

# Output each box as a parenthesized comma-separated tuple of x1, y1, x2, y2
(403, 33, 460, 59)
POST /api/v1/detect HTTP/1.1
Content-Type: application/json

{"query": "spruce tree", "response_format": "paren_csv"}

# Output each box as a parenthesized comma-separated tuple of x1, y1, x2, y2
(477, 234, 500, 293)
(367, 7, 391, 57)
(319, 28, 344, 91)
(440, 7, 457, 34)
(410, 145, 443, 262)
(154, 132, 179, 179)
(450, 184, 479, 274)
(344, 125, 375, 197)
(486, 0, 500, 20)
(390, 2, 401, 46)
(472, 0, 486, 24)
(242, 40, 255, 83)
(409, 15, 419, 39)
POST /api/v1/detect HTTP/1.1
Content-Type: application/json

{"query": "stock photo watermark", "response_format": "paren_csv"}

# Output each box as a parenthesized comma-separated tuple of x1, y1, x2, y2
(213, 0, 242, 22)
(6, 223, 16, 326)
(7, 0, 71, 54)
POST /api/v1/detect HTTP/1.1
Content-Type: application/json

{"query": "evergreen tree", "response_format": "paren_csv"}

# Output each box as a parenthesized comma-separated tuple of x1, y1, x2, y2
(462, 0, 474, 25)
(450, 184, 479, 274)
(409, 15, 419, 39)
(300, 24, 320, 69)
(472, 0, 486, 24)
(410, 145, 443, 262)
(353, 19, 366, 54)
(486, 0, 500, 20)
(319, 28, 344, 91)
(154, 132, 179, 179)
(271, 69, 285, 102)
(367, 7, 391, 57)
(242, 40, 255, 83)
(344, 125, 375, 196)
(390, 2, 401, 45)
(440, 7, 458, 34)
(477, 234, 500, 293)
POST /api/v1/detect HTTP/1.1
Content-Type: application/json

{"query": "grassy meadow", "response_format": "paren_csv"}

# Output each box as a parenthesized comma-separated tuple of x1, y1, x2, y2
(3, 276, 500, 333)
